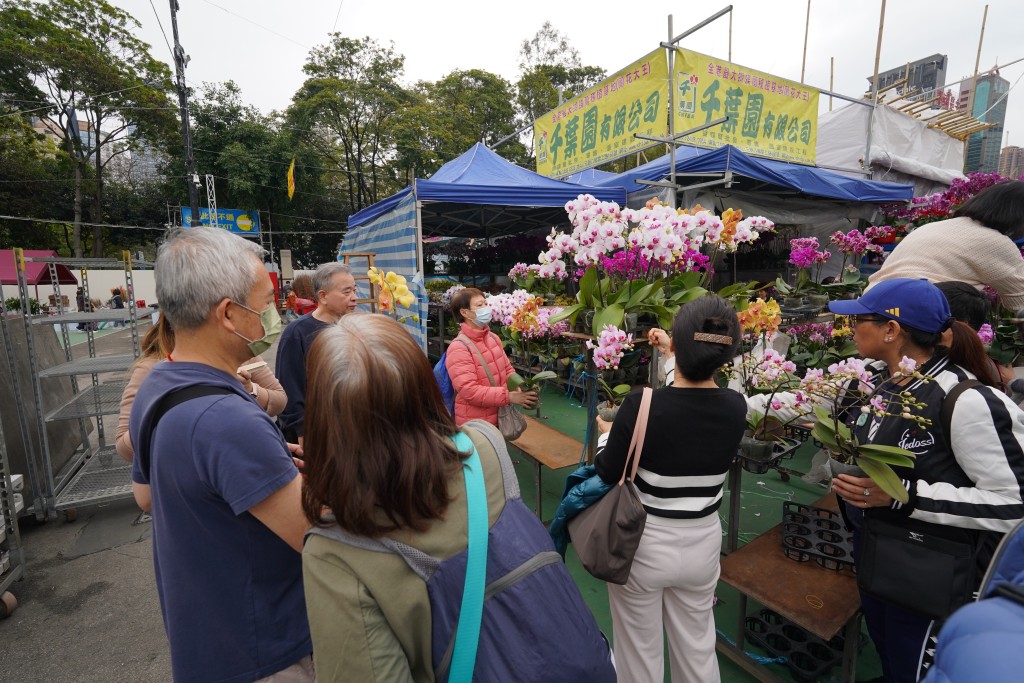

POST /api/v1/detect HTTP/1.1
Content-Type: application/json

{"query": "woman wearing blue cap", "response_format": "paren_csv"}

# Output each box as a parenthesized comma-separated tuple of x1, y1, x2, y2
(828, 277, 1024, 683)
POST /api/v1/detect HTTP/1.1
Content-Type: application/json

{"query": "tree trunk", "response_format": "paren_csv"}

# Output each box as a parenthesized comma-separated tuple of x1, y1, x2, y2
(72, 160, 83, 258)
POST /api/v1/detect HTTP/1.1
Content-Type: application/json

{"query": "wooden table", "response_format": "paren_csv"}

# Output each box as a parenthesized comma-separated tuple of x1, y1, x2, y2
(508, 415, 583, 520)
(717, 495, 862, 683)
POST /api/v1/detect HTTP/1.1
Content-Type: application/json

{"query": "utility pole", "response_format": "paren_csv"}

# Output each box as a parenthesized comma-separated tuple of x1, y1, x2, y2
(169, 0, 201, 226)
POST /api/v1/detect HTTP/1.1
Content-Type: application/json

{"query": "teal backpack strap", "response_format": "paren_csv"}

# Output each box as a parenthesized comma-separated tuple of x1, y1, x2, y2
(448, 431, 489, 683)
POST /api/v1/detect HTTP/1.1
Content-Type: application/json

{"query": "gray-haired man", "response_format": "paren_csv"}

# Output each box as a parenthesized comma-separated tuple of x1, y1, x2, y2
(275, 262, 358, 443)
(129, 227, 313, 682)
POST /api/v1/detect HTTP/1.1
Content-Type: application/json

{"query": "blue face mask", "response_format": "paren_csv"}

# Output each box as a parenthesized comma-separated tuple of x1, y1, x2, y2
(474, 306, 493, 326)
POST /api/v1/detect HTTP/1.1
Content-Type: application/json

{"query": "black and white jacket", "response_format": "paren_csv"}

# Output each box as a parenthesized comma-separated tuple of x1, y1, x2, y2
(860, 353, 1024, 534)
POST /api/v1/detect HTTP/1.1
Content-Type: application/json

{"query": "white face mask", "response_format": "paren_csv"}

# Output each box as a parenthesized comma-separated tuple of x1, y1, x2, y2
(474, 306, 493, 326)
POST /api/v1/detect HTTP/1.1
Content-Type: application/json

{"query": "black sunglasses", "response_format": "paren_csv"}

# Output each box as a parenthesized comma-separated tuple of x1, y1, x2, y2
(847, 314, 888, 325)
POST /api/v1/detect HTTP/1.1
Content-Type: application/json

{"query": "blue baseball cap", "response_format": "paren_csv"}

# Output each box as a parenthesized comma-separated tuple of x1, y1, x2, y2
(829, 278, 954, 334)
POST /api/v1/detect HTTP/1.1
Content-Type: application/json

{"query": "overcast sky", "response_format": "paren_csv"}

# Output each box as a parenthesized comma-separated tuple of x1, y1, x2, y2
(118, 0, 1024, 151)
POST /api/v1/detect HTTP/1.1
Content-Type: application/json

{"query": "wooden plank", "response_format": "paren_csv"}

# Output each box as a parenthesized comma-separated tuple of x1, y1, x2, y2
(718, 494, 860, 641)
(510, 415, 582, 471)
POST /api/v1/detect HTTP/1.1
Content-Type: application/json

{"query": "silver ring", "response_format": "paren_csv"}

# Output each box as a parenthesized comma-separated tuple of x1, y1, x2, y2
(863, 488, 871, 497)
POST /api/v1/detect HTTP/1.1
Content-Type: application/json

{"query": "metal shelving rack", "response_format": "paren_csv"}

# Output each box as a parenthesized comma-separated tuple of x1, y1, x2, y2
(14, 250, 154, 520)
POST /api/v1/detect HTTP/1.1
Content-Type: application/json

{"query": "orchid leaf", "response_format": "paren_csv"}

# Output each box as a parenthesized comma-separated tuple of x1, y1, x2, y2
(669, 286, 708, 304)
(857, 444, 917, 467)
(578, 266, 598, 307)
(811, 423, 839, 450)
(842, 268, 863, 285)
(592, 303, 624, 332)
(612, 285, 632, 305)
(626, 281, 661, 309)
(548, 303, 584, 324)
(525, 371, 557, 387)
(856, 457, 910, 504)
(507, 373, 525, 390)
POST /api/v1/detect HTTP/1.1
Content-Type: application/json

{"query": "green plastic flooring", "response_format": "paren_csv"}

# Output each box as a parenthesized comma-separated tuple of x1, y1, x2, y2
(508, 385, 882, 683)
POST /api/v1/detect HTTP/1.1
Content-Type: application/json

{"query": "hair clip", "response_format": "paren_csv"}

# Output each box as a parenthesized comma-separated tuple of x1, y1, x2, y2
(693, 332, 733, 345)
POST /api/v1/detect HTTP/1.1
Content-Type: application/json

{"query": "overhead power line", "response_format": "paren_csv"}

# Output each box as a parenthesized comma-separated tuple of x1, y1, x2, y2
(147, 0, 175, 60)
(199, 0, 310, 50)
(0, 213, 346, 234)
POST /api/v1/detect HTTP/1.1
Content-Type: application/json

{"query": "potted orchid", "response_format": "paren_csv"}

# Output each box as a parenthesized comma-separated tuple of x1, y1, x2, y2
(586, 324, 635, 421)
(775, 236, 831, 308)
(823, 226, 893, 298)
(488, 291, 562, 393)
(544, 195, 775, 334)
(770, 357, 927, 503)
(784, 318, 858, 372)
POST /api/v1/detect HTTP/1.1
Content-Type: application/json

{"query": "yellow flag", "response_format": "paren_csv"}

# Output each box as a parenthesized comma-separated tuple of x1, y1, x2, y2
(287, 158, 296, 200)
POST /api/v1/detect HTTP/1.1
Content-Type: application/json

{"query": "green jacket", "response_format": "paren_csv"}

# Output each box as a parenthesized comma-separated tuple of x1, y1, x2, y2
(302, 421, 508, 683)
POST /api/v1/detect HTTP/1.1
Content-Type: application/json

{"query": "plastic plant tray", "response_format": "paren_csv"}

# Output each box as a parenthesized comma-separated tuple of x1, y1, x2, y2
(738, 439, 802, 475)
(745, 608, 865, 682)
(781, 501, 855, 572)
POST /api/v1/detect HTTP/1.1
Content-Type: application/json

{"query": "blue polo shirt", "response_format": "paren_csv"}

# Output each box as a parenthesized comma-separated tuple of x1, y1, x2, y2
(130, 362, 311, 683)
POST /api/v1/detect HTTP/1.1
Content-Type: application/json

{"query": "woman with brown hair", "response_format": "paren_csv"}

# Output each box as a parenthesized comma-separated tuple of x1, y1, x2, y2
(301, 314, 613, 682)
(290, 273, 317, 316)
(115, 313, 286, 461)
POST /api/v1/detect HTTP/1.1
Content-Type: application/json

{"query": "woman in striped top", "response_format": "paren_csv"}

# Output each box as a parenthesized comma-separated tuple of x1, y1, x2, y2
(594, 295, 746, 683)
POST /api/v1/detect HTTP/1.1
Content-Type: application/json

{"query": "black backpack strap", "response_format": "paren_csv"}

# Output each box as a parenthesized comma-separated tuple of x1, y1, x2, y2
(992, 583, 1024, 607)
(139, 385, 234, 480)
(941, 379, 983, 450)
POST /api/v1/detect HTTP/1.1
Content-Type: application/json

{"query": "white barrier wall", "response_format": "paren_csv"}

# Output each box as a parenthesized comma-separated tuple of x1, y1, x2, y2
(82, 269, 158, 307)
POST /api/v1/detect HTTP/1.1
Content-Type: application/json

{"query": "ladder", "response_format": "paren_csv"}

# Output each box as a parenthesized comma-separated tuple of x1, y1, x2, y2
(340, 252, 378, 313)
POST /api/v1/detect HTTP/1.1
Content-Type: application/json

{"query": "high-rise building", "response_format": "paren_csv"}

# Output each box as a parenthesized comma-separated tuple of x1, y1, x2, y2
(31, 115, 101, 160)
(999, 146, 1024, 180)
(960, 70, 1010, 173)
(867, 54, 948, 101)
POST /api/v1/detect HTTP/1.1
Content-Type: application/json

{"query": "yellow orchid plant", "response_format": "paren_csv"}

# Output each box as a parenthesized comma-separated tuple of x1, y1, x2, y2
(367, 267, 419, 323)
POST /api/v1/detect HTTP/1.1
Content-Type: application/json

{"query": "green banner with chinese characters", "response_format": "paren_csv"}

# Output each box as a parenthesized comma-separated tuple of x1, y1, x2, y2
(534, 49, 669, 178)
(673, 48, 818, 165)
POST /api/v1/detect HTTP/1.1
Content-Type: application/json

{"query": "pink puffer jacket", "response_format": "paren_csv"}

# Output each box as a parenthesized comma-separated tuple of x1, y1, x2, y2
(446, 322, 514, 427)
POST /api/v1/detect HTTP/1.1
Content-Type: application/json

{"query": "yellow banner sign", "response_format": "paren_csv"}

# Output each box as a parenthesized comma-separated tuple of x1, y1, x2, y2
(534, 49, 668, 178)
(673, 48, 818, 165)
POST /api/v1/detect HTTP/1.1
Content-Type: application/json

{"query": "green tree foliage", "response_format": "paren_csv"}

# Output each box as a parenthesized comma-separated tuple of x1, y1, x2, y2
(514, 23, 606, 167)
(422, 69, 527, 168)
(288, 35, 411, 214)
(0, 115, 74, 250)
(0, 0, 175, 257)
(160, 80, 345, 269)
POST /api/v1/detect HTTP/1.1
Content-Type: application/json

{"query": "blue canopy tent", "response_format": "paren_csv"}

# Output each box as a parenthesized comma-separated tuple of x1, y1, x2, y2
(564, 168, 618, 186)
(588, 144, 913, 203)
(341, 144, 627, 348)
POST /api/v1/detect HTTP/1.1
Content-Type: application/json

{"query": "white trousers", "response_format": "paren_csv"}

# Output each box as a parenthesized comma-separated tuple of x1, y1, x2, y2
(608, 515, 722, 683)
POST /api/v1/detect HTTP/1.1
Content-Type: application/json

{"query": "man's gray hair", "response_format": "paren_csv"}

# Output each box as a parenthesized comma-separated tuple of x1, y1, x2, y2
(156, 228, 266, 330)
(312, 262, 353, 297)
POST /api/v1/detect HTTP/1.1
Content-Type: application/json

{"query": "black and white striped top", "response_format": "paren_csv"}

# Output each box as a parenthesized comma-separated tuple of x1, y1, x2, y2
(595, 386, 747, 524)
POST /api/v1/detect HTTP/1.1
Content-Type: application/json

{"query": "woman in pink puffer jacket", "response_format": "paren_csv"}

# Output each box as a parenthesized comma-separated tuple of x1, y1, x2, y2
(445, 287, 538, 426)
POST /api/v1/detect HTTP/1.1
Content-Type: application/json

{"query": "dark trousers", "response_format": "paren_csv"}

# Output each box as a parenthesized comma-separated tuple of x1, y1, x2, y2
(858, 587, 932, 682)
(846, 503, 933, 683)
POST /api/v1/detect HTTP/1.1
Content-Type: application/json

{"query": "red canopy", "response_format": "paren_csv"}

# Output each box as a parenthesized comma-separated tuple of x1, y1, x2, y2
(0, 250, 78, 286)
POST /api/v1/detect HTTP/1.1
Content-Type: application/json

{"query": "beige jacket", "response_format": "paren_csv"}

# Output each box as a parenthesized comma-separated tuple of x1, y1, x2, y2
(868, 216, 1024, 310)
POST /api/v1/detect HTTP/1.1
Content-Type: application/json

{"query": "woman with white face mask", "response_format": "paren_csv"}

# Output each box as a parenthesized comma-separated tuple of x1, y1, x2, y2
(444, 287, 538, 427)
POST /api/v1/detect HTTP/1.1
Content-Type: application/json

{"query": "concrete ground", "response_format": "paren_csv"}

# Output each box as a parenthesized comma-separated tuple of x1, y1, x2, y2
(0, 323, 286, 682)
